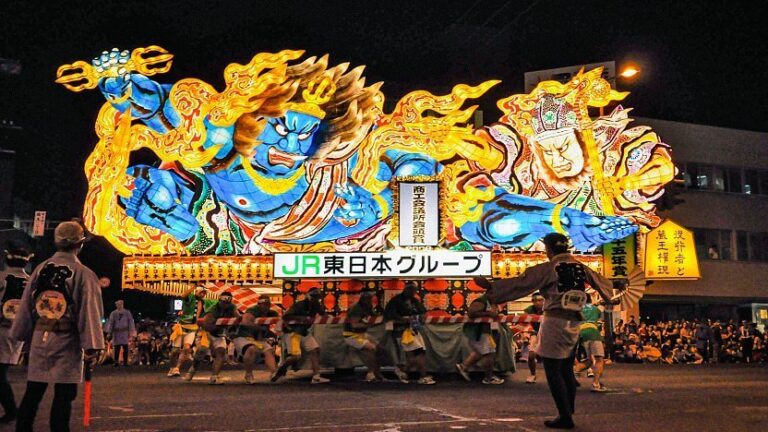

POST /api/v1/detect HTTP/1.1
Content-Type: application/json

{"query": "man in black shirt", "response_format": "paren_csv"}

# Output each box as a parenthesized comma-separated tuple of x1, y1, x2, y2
(711, 321, 723, 363)
(693, 320, 712, 363)
(739, 321, 755, 363)
(0, 243, 31, 423)
(384, 282, 435, 385)
(272, 288, 329, 384)
(233, 295, 279, 384)
(345, 290, 385, 382)
(457, 289, 504, 385)
(189, 292, 239, 384)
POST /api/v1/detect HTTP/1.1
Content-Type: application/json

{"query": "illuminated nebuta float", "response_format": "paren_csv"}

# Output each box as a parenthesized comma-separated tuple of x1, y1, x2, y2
(56, 46, 675, 322)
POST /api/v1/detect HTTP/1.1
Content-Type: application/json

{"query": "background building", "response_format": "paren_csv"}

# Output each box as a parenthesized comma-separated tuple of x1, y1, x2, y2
(638, 117, 768, 325)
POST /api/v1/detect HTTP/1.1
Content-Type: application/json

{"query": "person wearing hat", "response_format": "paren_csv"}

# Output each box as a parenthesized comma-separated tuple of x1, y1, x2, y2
(191, 291, 239, 384)
(271, 288, 329, 384)
(522, 292, 545, 384)
(105, 299, 136, 367)
(0, 242, 33, 423)
(232, 294, 279, 384)
(10, 221, 105, 432)
(344, 289, 385, 382)
(384, 281, 435, 385)
(167, 285, 214, 378)
(474, 233, 613, 430)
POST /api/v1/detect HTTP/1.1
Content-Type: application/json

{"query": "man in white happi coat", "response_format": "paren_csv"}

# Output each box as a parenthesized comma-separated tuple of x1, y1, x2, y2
(10, 221, 105, 432)
(474, 233, 613, 430)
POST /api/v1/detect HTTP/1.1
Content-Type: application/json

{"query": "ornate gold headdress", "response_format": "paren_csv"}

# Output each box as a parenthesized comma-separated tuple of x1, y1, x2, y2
(497, 68, 628, 139)
(284, 76, 336, 119)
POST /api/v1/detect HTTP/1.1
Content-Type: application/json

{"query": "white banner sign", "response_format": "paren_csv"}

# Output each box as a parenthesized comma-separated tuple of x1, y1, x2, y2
(274, 251, 492, 279)
(399, 182, 439, 247)
(32, 211, 46, 237)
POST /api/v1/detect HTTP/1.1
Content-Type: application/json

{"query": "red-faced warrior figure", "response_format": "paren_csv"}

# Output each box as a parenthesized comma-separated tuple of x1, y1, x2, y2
(11, 221, 105, 432)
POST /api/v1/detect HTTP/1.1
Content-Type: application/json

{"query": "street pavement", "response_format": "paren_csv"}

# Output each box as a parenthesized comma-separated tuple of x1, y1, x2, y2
(2, 363, 767, 431)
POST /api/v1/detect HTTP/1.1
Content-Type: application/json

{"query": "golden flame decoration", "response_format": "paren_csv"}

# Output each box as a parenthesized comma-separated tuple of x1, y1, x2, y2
(441, 162, 497, 228)
(351, 80, 502, 194)
(83, 105, 184, 255)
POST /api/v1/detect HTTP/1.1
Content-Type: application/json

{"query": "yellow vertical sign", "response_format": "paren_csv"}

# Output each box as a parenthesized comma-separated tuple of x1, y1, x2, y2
(644, 220, 700, 280)
(603, 235, 636, 279)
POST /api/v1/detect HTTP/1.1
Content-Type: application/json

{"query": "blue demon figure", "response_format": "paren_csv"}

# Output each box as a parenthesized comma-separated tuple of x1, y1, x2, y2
(94, 50, 635, 254)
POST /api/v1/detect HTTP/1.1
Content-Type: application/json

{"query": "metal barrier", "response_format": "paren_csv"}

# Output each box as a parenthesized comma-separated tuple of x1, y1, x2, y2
(207, 313, 541, 327)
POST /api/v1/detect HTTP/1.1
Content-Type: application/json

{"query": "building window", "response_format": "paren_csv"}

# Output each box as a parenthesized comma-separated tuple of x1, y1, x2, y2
(760, 171, 768, 196)
(724, 168, 743, 193)
(736, 231, 749, 261)
(680, 163, 768, 196)
(693, 228, 732, 260)
(711, 166, 725, 192)
(696, 165, 712, 190)
(749, 233, 768, 262)
(744, 170, 759, 195)
(682, 164, 693, 188)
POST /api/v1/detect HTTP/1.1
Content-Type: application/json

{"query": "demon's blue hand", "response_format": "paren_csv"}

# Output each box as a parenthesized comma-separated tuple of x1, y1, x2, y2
(93, 49, 133, 105)
(92, 48, 179, 133)
(333, 184, 380, 228)
(561, 208, 638, 251)
(120, 166, 198, 241)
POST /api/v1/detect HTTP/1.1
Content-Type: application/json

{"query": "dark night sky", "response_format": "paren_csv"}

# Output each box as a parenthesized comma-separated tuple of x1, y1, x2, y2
(3, 0, 767, 219)
(1, 0, 766, 312)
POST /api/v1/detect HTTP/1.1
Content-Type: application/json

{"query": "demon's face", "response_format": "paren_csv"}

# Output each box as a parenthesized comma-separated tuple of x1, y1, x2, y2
(206, 111, 322, 222)
(251, 111, 322, 176)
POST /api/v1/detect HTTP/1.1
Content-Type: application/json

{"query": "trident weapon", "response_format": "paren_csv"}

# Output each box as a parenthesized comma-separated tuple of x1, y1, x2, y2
(55, 45, 173, 92)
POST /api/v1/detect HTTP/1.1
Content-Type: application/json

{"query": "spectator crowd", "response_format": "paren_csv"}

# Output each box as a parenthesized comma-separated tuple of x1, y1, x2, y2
(101, 320, 176, 367)
(610, 317, 766, 364)
(110, 314, 768, 368)
(513, 315, 766, 366)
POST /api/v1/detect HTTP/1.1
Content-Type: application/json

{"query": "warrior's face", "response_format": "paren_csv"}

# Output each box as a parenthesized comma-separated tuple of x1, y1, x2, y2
(534, 129, 585, 179)
(251, 111, 322, 176)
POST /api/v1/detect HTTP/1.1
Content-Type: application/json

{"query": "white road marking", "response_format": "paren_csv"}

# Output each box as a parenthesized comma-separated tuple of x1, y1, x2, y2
(282, 405, 405, 413)
(246, 419, 474, 431)
(91, 412, 213, 420)
(414, 404, 475, 422)
(493, 418, 524, 422)
(90, 429, 160, 432)
(735, 406, 768, 412)
(106, 405, 135, 412)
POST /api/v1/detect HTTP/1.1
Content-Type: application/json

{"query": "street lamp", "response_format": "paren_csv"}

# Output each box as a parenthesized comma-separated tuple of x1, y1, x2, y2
(599, 64, 642, 117)
(619, 65, 641, 79)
